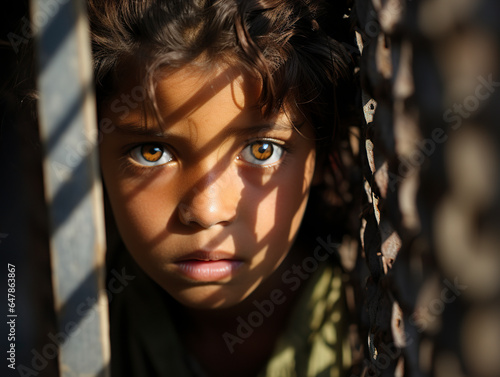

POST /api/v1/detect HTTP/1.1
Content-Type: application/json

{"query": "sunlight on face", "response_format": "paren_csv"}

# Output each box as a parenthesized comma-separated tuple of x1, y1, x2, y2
(100, 65, 316, 309)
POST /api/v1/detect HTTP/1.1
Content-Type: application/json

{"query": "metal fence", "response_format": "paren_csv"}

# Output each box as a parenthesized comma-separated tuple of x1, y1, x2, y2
(354, 0, 500, 376)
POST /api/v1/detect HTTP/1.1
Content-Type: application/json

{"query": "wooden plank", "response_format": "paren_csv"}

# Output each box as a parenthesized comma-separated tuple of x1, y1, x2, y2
(31, 0, 110, 375)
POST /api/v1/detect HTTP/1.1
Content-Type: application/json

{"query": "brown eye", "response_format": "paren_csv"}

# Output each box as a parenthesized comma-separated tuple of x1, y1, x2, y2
(142, 144, 163, 162)
(239, 140, 284, 166)
(251, 142, 273, 160)
(130, 143, 173, 166)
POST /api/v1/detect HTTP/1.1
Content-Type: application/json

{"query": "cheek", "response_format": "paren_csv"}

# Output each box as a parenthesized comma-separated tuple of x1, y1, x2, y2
(252, 185, 305, 245)
(284, 148, 316, 237)
(253, 149, 316, 246)
(104, 170, 177, 249)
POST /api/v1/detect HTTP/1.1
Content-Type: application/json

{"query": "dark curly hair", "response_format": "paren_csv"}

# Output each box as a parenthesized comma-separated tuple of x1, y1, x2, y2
(88, 0, 353, 145)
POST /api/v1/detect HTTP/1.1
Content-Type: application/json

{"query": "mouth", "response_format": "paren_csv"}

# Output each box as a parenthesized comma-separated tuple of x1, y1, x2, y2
(173, 251, 243, 282)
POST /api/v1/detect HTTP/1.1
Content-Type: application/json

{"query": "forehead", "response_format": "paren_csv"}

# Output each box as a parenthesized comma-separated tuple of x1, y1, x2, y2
(154, 65, 261, 122)
(103, 63, 306, 138)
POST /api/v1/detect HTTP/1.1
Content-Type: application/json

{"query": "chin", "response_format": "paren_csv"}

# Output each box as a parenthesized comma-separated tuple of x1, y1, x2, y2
(166, 283, 256, 310)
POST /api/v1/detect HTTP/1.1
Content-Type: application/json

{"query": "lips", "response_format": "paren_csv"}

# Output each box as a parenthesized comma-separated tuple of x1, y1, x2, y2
(174, 251, 243, 281)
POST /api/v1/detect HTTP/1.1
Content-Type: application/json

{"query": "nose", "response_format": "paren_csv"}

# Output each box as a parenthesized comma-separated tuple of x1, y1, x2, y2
(178, 167, 239, 229)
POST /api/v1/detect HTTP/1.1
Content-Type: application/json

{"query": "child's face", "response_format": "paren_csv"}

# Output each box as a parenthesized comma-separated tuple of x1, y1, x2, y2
(100, 65, 316, 309)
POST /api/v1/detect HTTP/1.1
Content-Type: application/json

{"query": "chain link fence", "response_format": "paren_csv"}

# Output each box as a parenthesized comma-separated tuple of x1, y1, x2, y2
(346, 0, 500, 376)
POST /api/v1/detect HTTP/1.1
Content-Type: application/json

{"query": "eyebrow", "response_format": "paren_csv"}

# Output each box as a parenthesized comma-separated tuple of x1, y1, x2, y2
(111, 121, 297, 140)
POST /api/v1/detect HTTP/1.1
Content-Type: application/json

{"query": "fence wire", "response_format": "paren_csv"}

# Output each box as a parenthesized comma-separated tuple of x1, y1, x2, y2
(353, 0, 500, 376)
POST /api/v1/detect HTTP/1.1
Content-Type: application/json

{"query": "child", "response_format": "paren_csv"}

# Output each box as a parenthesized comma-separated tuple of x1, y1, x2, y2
(90, 0, 357, 376)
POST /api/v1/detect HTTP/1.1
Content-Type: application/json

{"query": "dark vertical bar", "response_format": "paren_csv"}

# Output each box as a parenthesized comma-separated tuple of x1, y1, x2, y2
(1, 3, 61, 377)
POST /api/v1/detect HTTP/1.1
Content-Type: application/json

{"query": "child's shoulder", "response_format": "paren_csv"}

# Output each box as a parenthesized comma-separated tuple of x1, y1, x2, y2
(262, 261, 350, 377)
